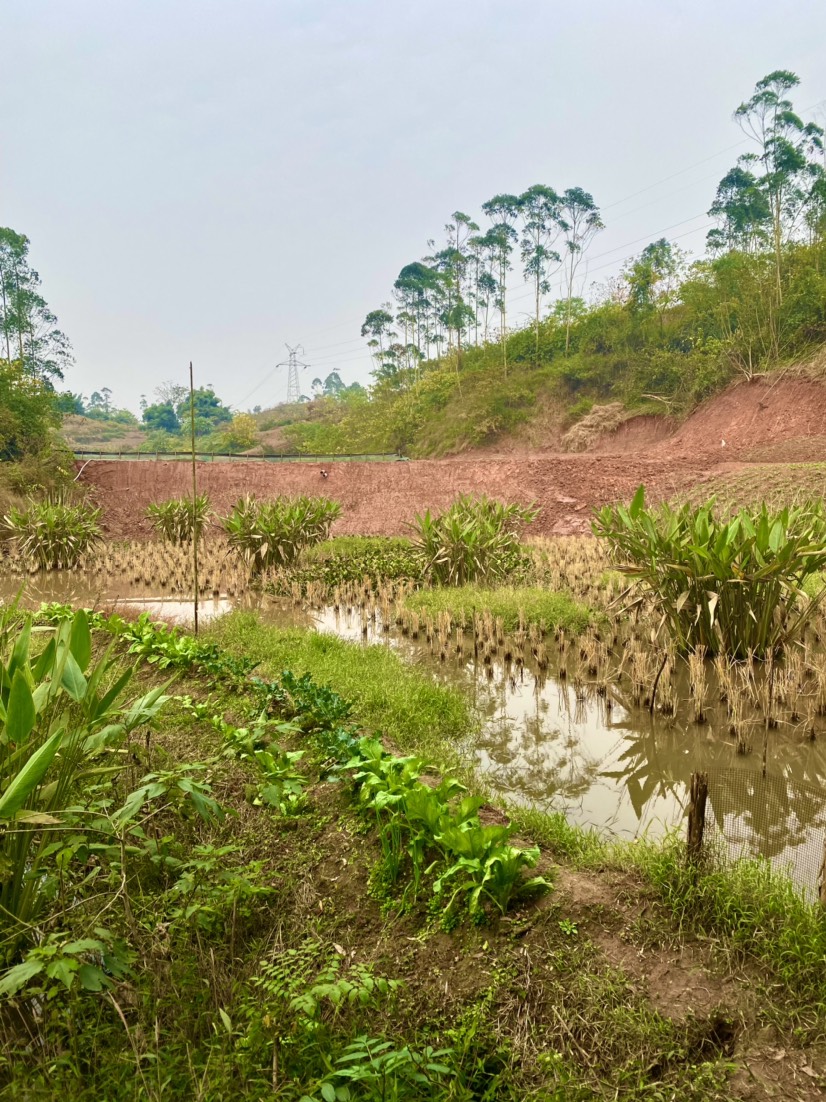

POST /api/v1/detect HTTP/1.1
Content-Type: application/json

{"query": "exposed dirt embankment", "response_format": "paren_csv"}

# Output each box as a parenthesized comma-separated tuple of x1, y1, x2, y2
(80, 453, 712, 539)
(79, 377, 826, 538)
(590, 377, 826, 460)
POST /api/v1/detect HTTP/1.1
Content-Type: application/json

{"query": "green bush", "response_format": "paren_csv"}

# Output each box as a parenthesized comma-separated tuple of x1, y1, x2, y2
(275, 536, 423, 591)
(410, 495, 538, 586)
(146, 494, 211, 543)
(222, 494, 342, 574)
(4, 495, 102, 568)
(593, 487, 826, 656)
(0, 609, 168, 956)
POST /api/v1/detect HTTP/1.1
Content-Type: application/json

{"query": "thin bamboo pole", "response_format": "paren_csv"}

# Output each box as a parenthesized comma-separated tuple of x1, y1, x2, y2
(189, 362, 200, 635)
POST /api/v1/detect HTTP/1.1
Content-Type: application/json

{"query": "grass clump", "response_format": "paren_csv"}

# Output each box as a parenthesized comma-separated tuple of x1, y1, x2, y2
(406, 584, 592, 634)
(594, 486, 826, 657)
(222, 494, 341, 573)
(280, 535, 424, 591)
(411, 494, 538, 586)
(206, 611, 474, 763)
(625, 837, 826, 1018)
(146, 493, 211, 543)
(4, 495, 102, 568)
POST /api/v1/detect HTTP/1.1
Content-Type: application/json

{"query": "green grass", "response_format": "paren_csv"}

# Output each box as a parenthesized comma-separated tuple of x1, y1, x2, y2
(205, 611, 476, 765)
(304, 535, 414, 559)
(622, 837, 826, 1020)
(405, 584, 593, 633)
(513, 804, 826, 1025)
(509, 805, 609, 866)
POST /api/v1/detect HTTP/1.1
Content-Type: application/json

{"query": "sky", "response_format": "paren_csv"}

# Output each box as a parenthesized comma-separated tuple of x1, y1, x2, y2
(3, 0, 826, 414)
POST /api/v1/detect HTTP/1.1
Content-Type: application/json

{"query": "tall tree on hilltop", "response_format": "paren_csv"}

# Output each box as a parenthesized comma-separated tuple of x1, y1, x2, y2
(393, 261, 442, 361)
(0, 228, 71, 380)
(707, 166, 772, 254)
(519, 184, 564, 361)
(361, 306, 396, 376)
(731, 71, 824, 299)
(481, 193, 521, 375)
(558, 188, 604, 354)
(440, 210, 478, 370)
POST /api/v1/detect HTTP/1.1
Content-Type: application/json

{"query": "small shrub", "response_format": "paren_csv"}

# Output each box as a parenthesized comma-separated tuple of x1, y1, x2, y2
(593, 487, 826, 656)
(4, 495, 102, 568)
(410, 495, 538, 586)
(146, 494, 211, 543)
(567, 396, 594, 421)
(222, 494, 341, 573)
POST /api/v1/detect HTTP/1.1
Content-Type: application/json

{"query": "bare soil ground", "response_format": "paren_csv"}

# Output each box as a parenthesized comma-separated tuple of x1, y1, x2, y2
(77, 378, 826, 537)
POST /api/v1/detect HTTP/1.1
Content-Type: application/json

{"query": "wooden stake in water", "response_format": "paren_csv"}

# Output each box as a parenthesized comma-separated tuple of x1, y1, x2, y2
(189, 361, 200, 635)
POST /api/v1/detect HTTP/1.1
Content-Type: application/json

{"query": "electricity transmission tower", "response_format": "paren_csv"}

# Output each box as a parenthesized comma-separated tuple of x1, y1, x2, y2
(276, 344, 309, 404)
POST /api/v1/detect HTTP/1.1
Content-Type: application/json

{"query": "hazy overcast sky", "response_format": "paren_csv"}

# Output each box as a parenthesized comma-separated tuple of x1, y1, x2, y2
(3, 1, 825, 412)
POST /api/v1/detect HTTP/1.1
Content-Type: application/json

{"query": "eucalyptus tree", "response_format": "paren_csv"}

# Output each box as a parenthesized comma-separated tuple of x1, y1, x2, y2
(707, 166, 772, 253)
(0, 227, 71, 380)
(361, 306, 396, 375)
(465, 234, 486, 345)
(558, 188, 604, 353)
(625, 238, 687, 334)
(480, 193, 521, 374)
(393, 261, 442, 360)
(441, 210, 479, 365)
(730, 70, 824, 299)
(519, 184, 563, 360)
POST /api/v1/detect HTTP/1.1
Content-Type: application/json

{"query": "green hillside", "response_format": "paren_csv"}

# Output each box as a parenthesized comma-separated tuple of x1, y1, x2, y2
(269, 71, 826, 458)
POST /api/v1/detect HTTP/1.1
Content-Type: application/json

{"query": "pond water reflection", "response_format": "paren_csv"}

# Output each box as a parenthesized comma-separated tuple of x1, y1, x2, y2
(4, 570, 825, 890)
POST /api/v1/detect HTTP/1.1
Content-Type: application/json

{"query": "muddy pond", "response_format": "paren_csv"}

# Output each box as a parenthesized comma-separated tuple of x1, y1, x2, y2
(4, 571, 826, 895)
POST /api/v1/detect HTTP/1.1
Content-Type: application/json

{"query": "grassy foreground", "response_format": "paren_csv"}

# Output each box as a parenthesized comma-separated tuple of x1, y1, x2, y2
(3, 610, 826, 1099)
(206, 612, 475, 765)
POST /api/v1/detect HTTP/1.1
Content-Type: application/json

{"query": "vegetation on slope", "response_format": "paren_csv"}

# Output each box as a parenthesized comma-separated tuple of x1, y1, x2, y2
(272, 70, 826, 458)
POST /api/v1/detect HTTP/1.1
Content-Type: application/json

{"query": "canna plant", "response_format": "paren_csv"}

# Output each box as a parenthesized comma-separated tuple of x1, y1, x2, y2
(410, 494, 538, 586)
(222, 494, 342, 574)
(0, 608, 169, 955)
(146, 493, 211, 543)
(593, 487, 826, 658)
(4, 496, 102, 569)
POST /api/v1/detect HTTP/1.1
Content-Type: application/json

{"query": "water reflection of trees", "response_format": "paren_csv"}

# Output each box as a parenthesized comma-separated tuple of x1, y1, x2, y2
(354, 629, 826, 863)
(706, 770, 826, 862)
(478, 675, 605, 802)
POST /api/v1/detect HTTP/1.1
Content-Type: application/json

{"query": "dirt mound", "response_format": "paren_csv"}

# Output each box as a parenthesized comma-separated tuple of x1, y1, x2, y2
(653, 378, 826, 461)
(591, 413, 677, 454)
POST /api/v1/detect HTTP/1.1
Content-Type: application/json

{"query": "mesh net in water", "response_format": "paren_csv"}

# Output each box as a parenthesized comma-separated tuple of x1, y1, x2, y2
(703, 767, 826, 901)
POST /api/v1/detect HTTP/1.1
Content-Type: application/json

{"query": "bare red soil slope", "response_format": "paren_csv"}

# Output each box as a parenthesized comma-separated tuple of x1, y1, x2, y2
(79, 378, 826, 539)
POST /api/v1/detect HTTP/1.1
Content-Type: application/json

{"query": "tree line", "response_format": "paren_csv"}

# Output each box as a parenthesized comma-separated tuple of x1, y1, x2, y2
(361, 70, 825, 390)
(0, 229, 71, 383)
(362, 186, 603, 382)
